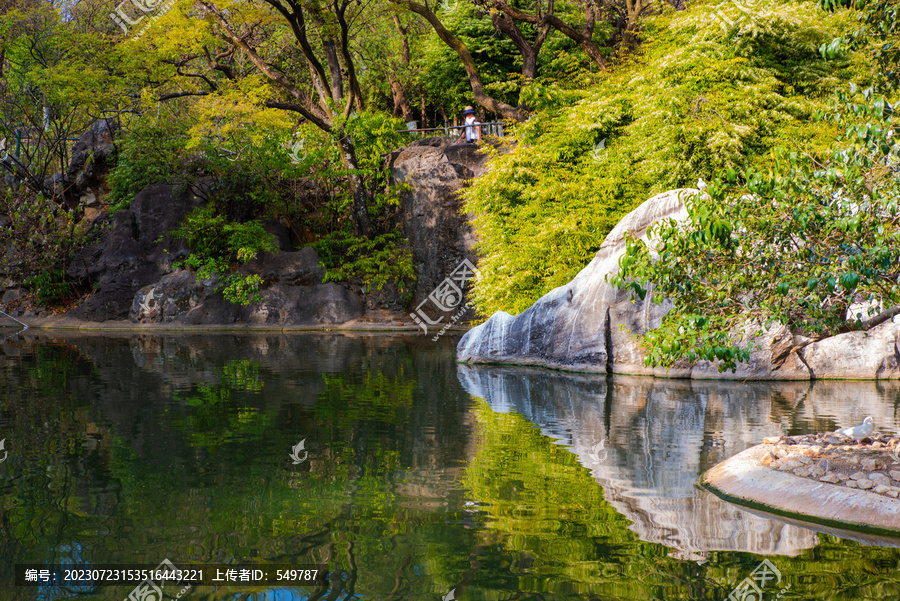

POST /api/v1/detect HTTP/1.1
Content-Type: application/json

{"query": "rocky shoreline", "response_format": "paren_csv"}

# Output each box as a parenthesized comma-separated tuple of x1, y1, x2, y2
(703, 435, 900, 536)
(758, 431, 900, 499)
(2, 136, 487, 333)
(457, 189, 900, 380)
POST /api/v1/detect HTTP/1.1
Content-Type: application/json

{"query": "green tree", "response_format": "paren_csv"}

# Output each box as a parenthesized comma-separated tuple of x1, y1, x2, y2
(464, 0, 868, 316)
(614, 88, 900, 371)
(194, 0, 386, 236)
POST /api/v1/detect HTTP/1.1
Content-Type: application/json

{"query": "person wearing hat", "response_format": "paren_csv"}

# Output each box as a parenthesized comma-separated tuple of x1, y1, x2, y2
(456, 106, 482, 144)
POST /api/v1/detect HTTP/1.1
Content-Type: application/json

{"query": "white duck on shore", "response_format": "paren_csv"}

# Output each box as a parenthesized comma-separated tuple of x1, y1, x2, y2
(836, 416, 875, 444)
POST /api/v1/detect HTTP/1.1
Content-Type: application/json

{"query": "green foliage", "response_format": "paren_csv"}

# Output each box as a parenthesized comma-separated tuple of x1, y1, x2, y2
(465, 0, 871, 316)
(107, 117, 188, 212)
(24, 268, 73, 307)
(314, 228, 415, 296)
(819, 0, 900, 86)
(311, 113, 416, 296)
(344, 112, 407, 185)
(615, 89, 900, 371)
(0, 191, 86, 306)
(197, 133, 295, 221)
(170, 207, 278, 305)
(517, 57, 597, 112)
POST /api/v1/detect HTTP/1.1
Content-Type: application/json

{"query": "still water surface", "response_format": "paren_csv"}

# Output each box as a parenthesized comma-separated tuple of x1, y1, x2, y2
(1, 331, 900, 600)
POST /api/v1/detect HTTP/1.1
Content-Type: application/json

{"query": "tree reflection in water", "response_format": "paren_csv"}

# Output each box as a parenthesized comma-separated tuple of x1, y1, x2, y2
(0, 332, 898, 600)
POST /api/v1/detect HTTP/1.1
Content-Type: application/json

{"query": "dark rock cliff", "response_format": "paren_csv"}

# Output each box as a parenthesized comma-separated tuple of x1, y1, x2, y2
(42, 137, 489, 327)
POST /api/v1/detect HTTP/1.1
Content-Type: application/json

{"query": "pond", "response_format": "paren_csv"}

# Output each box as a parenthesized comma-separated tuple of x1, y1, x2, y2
(1, 330, 899, 600)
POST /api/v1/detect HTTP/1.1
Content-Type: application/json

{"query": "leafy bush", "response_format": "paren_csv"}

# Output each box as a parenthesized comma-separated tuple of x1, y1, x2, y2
(24, 269, 73, 307)
(170, 207, 278, 305)
(819, 0, 900, 86)
(314, 228, 414, 297)
(464, 0, 870, 316)
(614, 88, 900, 371)
(0, 191, 86, 307)
(311, 112, 416, 297)
(107, 117, 187, 212)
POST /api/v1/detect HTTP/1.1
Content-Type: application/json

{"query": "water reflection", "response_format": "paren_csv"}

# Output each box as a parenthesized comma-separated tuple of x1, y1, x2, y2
(2, 331, 900, 600)
(458, 363, 900, 559)
(0, 331, 476, 600)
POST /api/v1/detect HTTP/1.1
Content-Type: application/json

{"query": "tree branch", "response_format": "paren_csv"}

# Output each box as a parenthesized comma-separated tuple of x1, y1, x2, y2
(198, 0, 332, 131)
(392, 0, 527, 121)
(158, 91, 212, 101)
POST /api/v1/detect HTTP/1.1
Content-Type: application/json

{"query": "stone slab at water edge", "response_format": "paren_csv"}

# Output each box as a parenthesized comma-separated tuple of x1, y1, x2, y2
(702, 435, 900, 537)
(456, 189, 900, 380)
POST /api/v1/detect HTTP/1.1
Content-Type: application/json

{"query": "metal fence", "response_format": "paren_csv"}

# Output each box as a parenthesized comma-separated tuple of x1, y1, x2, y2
(1, 130, 80, 161)
(398, 121, 504, 140)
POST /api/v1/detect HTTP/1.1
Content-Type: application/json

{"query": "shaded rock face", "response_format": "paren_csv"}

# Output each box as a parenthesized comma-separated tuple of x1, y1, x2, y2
(129, 248, 364, 326)
(388, 137, 490, 322)
(457, 189, 900, 380)
(240, 247, 325, 286)
(241, 281, 364, 326)
(68, 183, 202, 321)
(68, 118, 118, 193)
(41, 119, 119, 201)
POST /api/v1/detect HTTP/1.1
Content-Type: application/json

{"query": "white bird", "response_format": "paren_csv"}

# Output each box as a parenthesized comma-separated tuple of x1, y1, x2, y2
(836, 416, 875, 444)
(697, 178, 708, 192)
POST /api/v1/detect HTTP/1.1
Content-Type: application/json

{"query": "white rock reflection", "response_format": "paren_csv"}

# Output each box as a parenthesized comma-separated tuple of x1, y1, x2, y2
(458, 364, 900, 558)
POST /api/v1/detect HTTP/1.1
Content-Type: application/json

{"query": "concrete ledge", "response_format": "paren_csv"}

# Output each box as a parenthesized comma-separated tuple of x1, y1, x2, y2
(0, 314, 471, 333)
(701, 445, 900, 537)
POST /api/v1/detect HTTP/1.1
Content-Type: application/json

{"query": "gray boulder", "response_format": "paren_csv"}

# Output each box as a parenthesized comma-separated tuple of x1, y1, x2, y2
(130, 269, 220, 323)
(457, 189, 899, 380)
(40, 119, 119, 200)
(458, 188, 690, 375)
(1, 287, 27, 304)
(800, 320, 900, 379)
(129, 247, 364, 326)
(236, 248, 364, 325)
(67, 118, 118, 192)
(388, 138, 490, 322)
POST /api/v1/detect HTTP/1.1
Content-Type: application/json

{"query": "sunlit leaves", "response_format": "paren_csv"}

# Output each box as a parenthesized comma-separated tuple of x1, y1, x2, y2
(464, 0, 866, 316)
(616, 89, 900, 371)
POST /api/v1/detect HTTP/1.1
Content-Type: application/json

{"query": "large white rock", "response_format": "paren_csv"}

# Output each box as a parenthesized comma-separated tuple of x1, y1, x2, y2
(458, 188, 690, 375)
(801, 319, 900, 379)
(458, 188, 900, 380)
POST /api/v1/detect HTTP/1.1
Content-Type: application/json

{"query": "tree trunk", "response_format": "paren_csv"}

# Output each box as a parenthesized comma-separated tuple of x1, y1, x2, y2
(389, 72, 415, 123)
(489, 0, 610, 71)
(621, 0, 649, 51)
(337, 133, 372, 237)
(322, 37, 345, 105)
(395, 0, 527, 122)
(490, 10, 545, 80)
(334, 0, 364, 115)
(392, 14, 411, 64)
